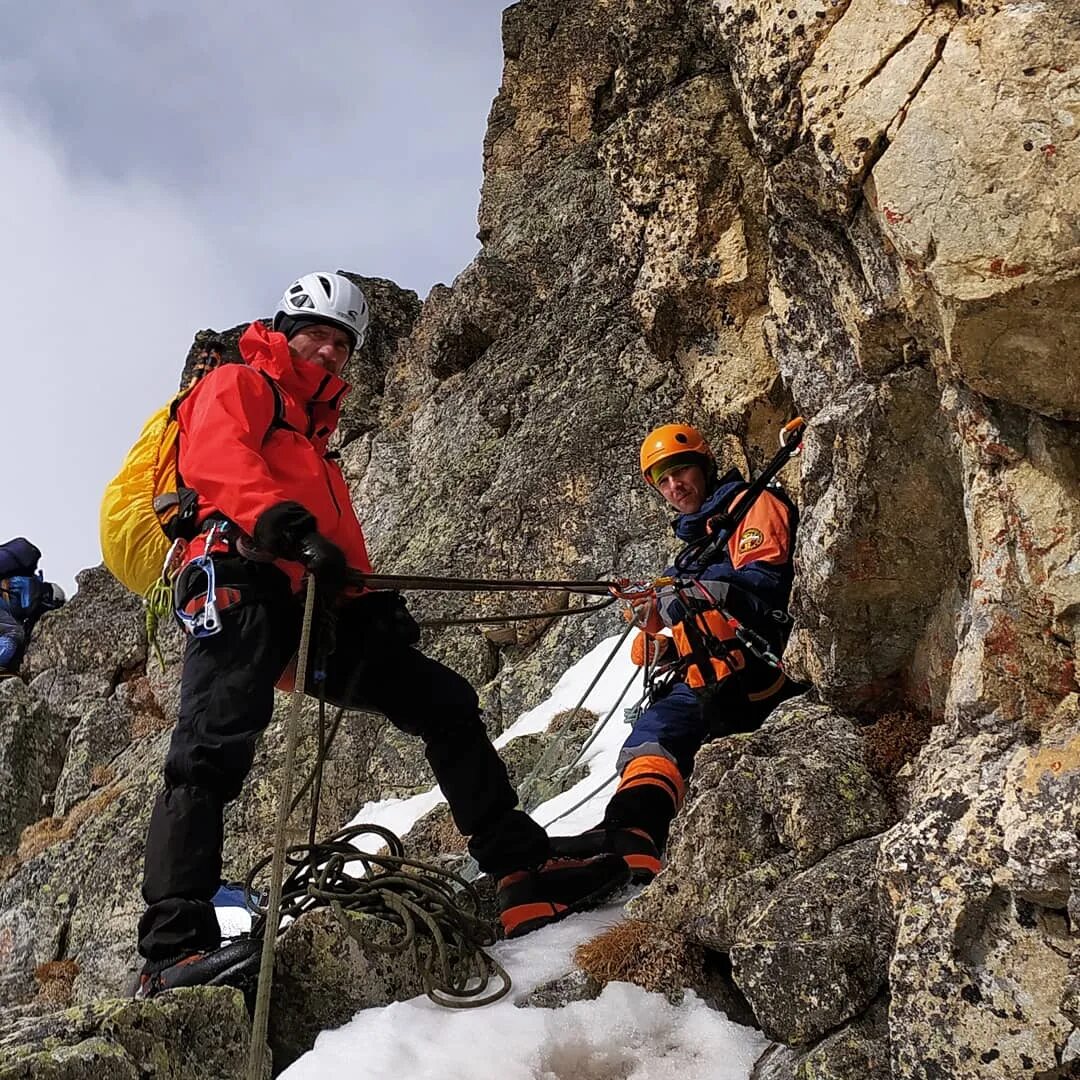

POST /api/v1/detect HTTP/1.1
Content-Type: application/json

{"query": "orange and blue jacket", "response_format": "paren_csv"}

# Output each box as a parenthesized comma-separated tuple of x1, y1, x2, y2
(175, 321, 373, 591)
(657, 469, 796, 688)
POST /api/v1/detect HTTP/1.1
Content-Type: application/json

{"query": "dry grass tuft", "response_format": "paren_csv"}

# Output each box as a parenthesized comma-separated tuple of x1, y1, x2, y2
(428, 812, 467, 856)
(130, 712, 172, 740)
(34, 959, 79, 1007)
(574, 918, 703, 998)
(862, 710, 935, 801)
(548, 707, 598, 734)
(89, 764, 116, 789)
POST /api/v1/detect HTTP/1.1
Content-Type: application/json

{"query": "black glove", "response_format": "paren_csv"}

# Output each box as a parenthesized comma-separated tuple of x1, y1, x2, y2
(254, 501, 318, 558)
(296, 532, 347, 595)
(254, 501, 347, 595)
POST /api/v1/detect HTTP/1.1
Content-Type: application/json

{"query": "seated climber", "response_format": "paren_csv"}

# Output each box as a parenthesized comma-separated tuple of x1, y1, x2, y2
(552, 424, 804, 880)
(132, 271, 629, 998)
(0, 537, 67, 677)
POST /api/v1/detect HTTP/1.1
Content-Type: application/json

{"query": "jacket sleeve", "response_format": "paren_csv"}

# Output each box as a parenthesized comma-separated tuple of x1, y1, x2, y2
(700, 490, 793, 626)
(176, 365, 298, 537)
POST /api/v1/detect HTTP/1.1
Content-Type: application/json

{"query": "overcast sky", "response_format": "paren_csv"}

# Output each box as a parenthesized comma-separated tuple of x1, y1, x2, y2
(2, 0, 509, 594)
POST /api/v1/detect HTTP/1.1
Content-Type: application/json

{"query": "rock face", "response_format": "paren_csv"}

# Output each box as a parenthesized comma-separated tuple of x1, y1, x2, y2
(269, 910, 439, 1073)
(0, 988, 265, 1079)
(631, 699, 894, 1046)
(0, 0, 1076, 1075)
(451, 1, 1076, 1075)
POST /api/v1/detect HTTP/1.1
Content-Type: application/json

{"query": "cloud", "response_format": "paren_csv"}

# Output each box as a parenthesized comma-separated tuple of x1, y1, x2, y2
(0, 95, 254, 592)
(0, 1, 507, 293)
(0, 2, 509, 591)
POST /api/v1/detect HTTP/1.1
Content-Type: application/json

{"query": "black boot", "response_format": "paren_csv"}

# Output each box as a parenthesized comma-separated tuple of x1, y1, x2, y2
(548, 827, 662, 884)
(497, 853, 629, 938)
(133, 937, 261, 1000)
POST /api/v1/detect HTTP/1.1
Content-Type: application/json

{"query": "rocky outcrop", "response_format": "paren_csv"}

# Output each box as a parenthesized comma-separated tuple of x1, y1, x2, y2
(0, 681, 69, 853)
(455, 1, 1076, 1074)
(269, 910, 433, 1073)
(632, 699, 894, 1046)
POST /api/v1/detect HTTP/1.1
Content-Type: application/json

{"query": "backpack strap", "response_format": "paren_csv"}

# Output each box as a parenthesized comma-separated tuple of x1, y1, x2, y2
(166, 369, 295, 542)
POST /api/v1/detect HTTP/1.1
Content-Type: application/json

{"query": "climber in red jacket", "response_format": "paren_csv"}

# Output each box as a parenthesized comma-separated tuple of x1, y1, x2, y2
(135, 272, 627, 998)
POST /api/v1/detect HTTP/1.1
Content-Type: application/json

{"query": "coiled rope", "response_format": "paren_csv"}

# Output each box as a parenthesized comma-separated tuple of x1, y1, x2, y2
(245, 824, 510, 1010)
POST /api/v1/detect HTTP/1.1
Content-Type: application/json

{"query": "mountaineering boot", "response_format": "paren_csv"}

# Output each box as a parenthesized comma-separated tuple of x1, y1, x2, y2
(549, 826, 662, 884)
(497, 852, 630, 939)
(134, 937, 261, 1000)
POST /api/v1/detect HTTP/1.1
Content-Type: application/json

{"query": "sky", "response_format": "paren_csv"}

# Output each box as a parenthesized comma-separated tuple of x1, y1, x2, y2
(213, 634, 768, 1079)
(1, 1, 508, 594)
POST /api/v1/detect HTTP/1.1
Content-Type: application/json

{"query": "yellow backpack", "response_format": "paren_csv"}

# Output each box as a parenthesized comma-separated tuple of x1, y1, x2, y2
(99, 345, 226, 596)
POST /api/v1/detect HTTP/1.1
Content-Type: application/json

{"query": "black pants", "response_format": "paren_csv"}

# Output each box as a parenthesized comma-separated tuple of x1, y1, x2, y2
(139, 559, 548, 961)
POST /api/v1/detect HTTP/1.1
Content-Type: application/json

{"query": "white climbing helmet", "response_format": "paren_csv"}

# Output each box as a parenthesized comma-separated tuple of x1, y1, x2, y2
(273, 271, 370, 350)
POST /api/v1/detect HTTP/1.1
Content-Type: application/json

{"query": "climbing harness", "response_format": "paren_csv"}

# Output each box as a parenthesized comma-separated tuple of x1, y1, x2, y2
(609, 417, 806, 688)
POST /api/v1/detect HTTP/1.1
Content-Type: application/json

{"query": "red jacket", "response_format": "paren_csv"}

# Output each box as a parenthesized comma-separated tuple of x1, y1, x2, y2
(176, 321, 373, 590)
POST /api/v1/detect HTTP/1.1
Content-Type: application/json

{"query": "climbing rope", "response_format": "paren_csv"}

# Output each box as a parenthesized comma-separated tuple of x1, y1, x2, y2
(418, 596, 616, 629)
(542, 771, 619, 831)
(245, 823, 510, 1010)
(345, 569, 618, 596)
(246, 575, 317, 1080)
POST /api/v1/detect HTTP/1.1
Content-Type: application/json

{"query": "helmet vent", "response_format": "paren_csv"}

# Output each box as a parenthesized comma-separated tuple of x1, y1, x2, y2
(316, 275, 333, 297)
(675, 433, 688, 443)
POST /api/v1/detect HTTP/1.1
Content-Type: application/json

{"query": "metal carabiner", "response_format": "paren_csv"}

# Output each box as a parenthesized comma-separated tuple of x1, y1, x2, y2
(175, 523, 224, 639)
(198, 564, 222, 636)
(161, 537, 189, 584)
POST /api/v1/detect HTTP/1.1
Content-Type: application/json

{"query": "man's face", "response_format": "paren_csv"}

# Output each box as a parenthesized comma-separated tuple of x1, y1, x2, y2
(656, 463, 708, 514)
(288, 323, 353, 377)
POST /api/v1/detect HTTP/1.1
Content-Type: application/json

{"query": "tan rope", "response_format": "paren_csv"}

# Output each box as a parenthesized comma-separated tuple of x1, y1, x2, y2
(246, 575, 317, 1080)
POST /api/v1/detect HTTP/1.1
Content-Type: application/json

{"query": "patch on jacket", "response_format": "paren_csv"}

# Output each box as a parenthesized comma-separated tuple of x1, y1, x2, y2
(738, 528, 764, 554)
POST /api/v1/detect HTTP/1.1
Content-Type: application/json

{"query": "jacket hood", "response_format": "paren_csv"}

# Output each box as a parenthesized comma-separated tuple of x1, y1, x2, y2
(239, 321, 350, 407)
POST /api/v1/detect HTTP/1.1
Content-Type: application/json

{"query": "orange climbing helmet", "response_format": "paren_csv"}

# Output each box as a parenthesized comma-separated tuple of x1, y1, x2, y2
(639, 423, 715, 486)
